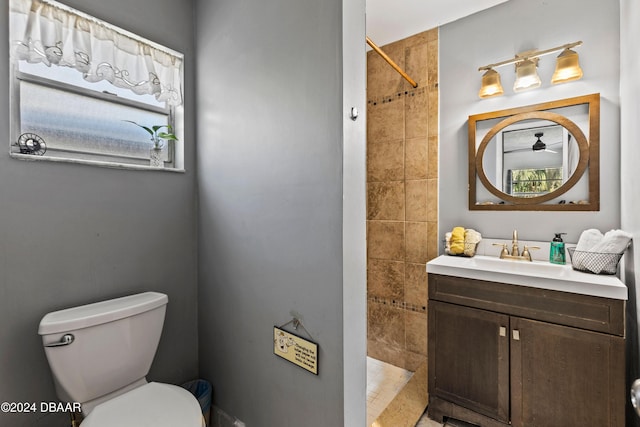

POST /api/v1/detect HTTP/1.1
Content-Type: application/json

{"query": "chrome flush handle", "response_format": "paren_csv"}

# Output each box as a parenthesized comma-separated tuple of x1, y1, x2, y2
(44, 334, 74, 347)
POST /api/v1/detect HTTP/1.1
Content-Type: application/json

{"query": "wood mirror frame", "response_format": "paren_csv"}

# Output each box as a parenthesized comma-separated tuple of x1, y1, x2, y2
(468, 93, 600, 211)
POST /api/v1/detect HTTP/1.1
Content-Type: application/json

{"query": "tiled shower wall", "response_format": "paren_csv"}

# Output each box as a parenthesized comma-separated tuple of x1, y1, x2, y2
(366, 29, 438, 371)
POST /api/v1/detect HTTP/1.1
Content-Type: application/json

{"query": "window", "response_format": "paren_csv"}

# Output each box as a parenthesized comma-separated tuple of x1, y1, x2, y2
(9, 0, 184, 170)
(507, 167, 563, 197)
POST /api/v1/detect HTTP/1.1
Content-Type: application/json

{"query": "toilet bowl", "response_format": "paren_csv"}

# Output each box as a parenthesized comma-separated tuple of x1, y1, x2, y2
(38, 292, 204, 427)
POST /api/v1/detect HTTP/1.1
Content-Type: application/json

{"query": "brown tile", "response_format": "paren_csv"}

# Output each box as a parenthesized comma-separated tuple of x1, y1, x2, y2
(368, 259, 405, 300)
(427, 136, 438, 179)
(427, 89, 439, 138)
(404, 352, 428, 372)
(427, 179, 438, 222)
(367, 338, 408, 369)
(405, 263, 428, 308)
(425, 28, 438, 42)
(367, 41, 406, 99)
(368, 98, 405, 144)
(405, 43, 429, 89)
(367, 221, 405, 261)
(368, 301, 405, 348)
(406, 311, 428, 355)
(427, 221, 439, 262)
(406, 137, 428, 180)
(368, 181, 405, 220)
(406, 180, 427, 222)
(406, 222, 428, 263)
(404, 29, 432, 49)
(427, 39, 439, 90)
(375, 360, 428, 427)
(367, 140, 404, 182)
(405, 91, 429, 140)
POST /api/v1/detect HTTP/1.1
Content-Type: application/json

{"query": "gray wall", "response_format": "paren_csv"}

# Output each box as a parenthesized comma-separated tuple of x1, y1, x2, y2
(621, 0, 640, 424)
(0, 0, 198, 425)
(342, 0, 367, 424)
(195, 0, 360, 425)
(439, 0, 621, 244)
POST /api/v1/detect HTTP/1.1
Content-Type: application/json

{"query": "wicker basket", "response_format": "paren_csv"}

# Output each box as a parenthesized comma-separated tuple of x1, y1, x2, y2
(567, 248, 624, 275)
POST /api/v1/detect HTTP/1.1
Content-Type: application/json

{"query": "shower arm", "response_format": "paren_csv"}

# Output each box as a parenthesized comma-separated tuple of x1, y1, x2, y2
(366, 36, 418, 89)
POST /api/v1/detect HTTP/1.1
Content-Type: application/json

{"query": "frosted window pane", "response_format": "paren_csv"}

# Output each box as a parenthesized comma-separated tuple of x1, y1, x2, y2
(19, 61, 164, 107)
(20, 81, 168, 161)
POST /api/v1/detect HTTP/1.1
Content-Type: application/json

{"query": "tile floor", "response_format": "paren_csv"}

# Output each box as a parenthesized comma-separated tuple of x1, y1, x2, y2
(367, 356, 475, 427)
(366, 357, 413, 426)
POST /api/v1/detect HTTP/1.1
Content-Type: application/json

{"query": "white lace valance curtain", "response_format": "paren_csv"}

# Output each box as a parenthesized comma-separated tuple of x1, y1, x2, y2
(10, 0, 183, 106)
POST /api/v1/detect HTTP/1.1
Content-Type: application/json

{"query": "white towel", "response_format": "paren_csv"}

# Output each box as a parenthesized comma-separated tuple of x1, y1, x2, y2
(465, 229, 482, 245)
(575, 229, 603, 251)
(589, 229, 632, 254)
(576, 229, 632, 274)
(444, 232, 452, 255)
(463, 229, 482, 256)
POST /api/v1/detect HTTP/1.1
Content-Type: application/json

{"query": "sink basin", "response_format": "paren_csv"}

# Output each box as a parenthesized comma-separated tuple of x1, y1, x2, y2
(468, 255, 567, 276)
(427, 255, 627, 300)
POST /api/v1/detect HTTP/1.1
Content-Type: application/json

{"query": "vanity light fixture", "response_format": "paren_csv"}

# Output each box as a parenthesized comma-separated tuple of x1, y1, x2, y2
(513, 58, 541, 92)
(551, 48, 583, 84)
(478, 68, 504, 98)
(478, 41, 583, 98)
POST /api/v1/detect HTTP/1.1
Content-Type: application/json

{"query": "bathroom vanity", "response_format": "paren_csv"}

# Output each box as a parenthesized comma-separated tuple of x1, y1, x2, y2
(426, 255, 626, 427)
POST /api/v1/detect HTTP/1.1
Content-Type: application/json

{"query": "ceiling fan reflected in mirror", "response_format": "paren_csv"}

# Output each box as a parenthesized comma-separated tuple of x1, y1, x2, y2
(504, 131, 560, 154)
(531, 132, 557, 153)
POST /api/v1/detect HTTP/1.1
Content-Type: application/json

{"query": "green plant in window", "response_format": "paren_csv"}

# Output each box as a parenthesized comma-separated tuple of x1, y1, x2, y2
(511, 168, 563, 197)
(125, 120, 178, 149)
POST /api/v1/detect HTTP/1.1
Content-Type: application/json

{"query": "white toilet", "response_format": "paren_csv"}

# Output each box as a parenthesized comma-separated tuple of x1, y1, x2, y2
(38, 292, 204, 427)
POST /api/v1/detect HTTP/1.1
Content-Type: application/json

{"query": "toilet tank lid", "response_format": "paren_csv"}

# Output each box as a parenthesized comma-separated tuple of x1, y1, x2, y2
(38, 292, 168, 335)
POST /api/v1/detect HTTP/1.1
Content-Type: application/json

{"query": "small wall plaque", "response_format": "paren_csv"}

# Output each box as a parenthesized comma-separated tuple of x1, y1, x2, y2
(273, 326, 318, 375)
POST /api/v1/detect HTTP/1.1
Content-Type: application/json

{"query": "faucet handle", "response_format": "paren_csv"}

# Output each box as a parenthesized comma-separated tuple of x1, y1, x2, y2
(521, 245, 540, 261)
(492, 243, 509, 258)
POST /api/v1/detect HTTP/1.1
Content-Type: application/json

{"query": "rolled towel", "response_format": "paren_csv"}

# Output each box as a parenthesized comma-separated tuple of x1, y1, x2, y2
(575, 229, 632, 274)
(463, 229, 482, 257)
(444, 232, 452, 254)
(576, 229, 603, 251)
(449, 226, 465, 255)
(573, 229, 603, 270)
(589, 229, 632, 254)
(465, 229, 482, 245)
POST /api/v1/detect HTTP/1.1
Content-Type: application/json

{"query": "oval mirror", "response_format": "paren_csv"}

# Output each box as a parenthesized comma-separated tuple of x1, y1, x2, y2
(468, 94, 600, 211)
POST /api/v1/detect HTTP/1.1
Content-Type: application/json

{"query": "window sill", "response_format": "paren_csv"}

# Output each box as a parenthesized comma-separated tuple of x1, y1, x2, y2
(10, 152, 186, 173)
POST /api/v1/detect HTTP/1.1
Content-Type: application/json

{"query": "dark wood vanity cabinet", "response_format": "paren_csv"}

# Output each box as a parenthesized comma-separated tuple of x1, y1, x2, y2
(427, 273, 626, 427)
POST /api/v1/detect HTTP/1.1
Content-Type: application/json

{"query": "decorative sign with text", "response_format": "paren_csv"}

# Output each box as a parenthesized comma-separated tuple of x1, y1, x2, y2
(273, 326, 318, 375)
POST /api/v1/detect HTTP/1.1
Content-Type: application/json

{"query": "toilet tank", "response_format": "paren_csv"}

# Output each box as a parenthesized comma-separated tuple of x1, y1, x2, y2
(38, 292, 168, 406)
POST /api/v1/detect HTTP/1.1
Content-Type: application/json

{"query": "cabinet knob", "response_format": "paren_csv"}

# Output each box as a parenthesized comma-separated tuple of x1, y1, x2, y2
(513, 330, 520, 341)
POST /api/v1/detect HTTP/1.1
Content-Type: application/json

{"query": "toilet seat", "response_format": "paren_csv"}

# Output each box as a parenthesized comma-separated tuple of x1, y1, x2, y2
(80, 382, 204, 427)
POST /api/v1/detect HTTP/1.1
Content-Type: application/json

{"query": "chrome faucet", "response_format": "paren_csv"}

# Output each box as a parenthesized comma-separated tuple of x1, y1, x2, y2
(493, 230, 540, 261)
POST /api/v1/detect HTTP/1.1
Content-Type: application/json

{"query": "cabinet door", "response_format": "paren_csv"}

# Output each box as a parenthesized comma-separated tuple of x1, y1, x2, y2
(429, 301, 510, 422)
(510, 317, 625, 427)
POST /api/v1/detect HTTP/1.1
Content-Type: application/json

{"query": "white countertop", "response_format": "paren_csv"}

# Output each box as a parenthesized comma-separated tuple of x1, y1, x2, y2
(427, 254, 627, 300)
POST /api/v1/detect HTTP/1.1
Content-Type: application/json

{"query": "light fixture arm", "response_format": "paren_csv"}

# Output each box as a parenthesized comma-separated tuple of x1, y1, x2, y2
(478, 41, 582, 72)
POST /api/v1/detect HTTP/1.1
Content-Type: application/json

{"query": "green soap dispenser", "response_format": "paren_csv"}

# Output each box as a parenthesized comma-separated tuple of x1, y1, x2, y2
(549, 233, 567, 265)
